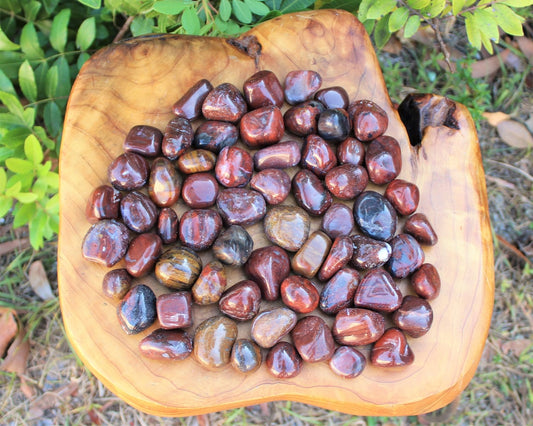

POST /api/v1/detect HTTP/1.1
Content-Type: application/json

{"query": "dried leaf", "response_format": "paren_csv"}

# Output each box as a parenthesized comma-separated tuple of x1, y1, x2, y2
(471, 49, 510, 78)
(483, 111, 511, 127)
(525, 115, 533, 134)
(20, 377, 36, 399)
(0, 238, 31, 256)
(28, 260, 54, 300)
(87, 409, 102, 425)
(28, 381, 79, 419)
(517, 36, 533, 64)
(0, 310, 29, 376)
(496, 119, 533, 149)
(503, 50, 525, 72)
(382, 35, 402, 55)
(0, 308, 18, 356)
(501, 339, 532, 357)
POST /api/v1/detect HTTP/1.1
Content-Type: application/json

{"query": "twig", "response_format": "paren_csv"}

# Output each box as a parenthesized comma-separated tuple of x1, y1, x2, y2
(432, 18, 453, 72)
(113, 16, 134, 43)
(486, 159, 533, 183)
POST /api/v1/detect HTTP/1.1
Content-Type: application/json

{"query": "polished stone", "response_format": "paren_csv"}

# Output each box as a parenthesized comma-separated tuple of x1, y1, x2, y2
(351, 234, 392, 270)
(385, 179, 420, 216)
(139, 329, 193, 360)
(404, 213, 438, 245)
(245, 246, 290, 301)
(253, 140, 301, 170)
(124, 233, 162, 277)
(181, 173, 219, 208)
(321, 203, 354, 239)
(156, 291, 192, 329)
(155, 247, 202, 290)
(250, 169, 291, 205)
(231, 339, 262, 373)
(192, 261, 227, 305)
(157, 207, 179, 244)
(353, 191, 397, 241)
(215, 146, 253, 188)
(161, 117, 194, 160)
(120, 191, 159, 233)
(325, 164, 368, 200)
(82, 220, 129, 267)
(332, 307, 385, 345)
(240, 106, 284, 148)
(123, 125, 162, 157)
(117, 285, 156, 335)
(292, 316, 335, 363)
(284, 70, 322, 105)
(251, 307, 297, 348)
(102, 269, 132, 300)
(292, 169, 332, 216)
(219, 280, 262, 321)
(216, 188, 267, 226)
(365, 136, 402, 185)
(212, 225, 254, 266)
(411, 263, 441, 300)
(264, 206, 310, 252)
(329, 346, 366, 378)
(280, 275, 319, 314)
(349, 100, 388, 141)
(353, 268, 402, 312)
(108, 152, 149, 191)
(387, 234, 425, 278)
(193, 121, 238, 153)
(300, 134, 337, 177)
(318, 236, 354, 282)
(178, 209, 222, 251)
(173, 79, 213, 120)
(370, 328, 414, 367)
(291, 231, 332, 279)
(202, 83, 247, 122)
(194, 316, 238, 370)
(392, 295, 433, 338)
(177, 149, 217, 174)
(243, 70, 284, 108)
(266, 341, 302, 378)
(148, 157, 181, 207)
(319, 268, 359, 315)
(85, 185, 121, 223)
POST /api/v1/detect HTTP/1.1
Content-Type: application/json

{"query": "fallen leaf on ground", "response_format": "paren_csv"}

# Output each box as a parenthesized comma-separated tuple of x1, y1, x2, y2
(28, 260, 54, 300)
(0, 308, 18, 356)
(0, 238, 31, 257)
(382, 36, 402, 55)
(496, 119, 533, 149)
(501, 339, 532, 357)
(482, 111, 511, 127)
(20, 377, 36, 399)
(503, 50, 525, 72)
(471, 50, 510, 78)
(0, 309, 29, 376)
(517, 36, 533, 64)
(87, 409, 102, 425)
(28, 381, 79, 419)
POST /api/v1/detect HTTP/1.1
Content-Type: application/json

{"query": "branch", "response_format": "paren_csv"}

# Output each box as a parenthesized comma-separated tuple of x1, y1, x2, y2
(114, 15, 134, 43)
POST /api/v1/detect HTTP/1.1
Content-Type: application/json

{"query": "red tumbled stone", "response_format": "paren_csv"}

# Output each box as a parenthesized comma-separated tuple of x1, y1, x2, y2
(86, 185, 121, 223)
(178, 209, 222, 251)
(370, 328, 414, 367)
(240, 106, 284, 148)
(349, 100, 388, 141)
(365, 135, 402, 185)
(215, 146, 253, 188)
(173, 79, 213, 120)
(125, 233, 162, 277)
(301, 134, 337, 177)
(123, 125, 162, 157)
(385, 179, 420, 216)
(181, 173, 219, 208)
(292, 316, 335, 363)
(156, 291, 193, 329)
(243, 70, 284, 108)
(280, 275, 319, 314)
(284, 70, 322, 105)
(202, 83, 247, 122)
(353, 268, 402, 312)
(318, 236, 354, 282)
(411, 263, 441, 300)
(325, 164, 368, 200)
(404, 213, 438, 245)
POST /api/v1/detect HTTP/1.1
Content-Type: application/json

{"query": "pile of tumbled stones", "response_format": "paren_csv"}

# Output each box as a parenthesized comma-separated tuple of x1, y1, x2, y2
(82, 69, 440, 379)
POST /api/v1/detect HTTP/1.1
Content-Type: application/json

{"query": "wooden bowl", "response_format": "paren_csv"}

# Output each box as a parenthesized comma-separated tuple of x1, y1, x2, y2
(58, 9, 494, 416)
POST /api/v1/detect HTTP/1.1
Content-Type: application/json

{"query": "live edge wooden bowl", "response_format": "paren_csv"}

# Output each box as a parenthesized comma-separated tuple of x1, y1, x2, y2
(58, 9, 494, 417)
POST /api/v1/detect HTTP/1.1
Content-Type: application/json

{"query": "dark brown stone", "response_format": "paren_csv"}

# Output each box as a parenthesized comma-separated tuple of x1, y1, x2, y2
(157, 207, 179, 244)
(385, 179, 420, 216)
(179, 209, 222, 251)
(315, 86, 349, 109)
(120, 191, 159, 233)
(329, 346, 366, 378)
(123, 125, 162, 157)
(194, 316, 238, 370)
(353, 191, 397, 241)
(202, 83, 247, 122)
(317, 108, 351, 143)
(139, 329, 193, 360)
(318, 237, 354, 282)
(192, 261, 227, 305)
(280, 276, 319, 314)
(291, 231, 332, 279)
(411, 263, 441, 300)
(353, 269, 402, 312)
(243, 70, 284, 108)
(365, 136, 402, 185)
(253, 140, 301, 170)
(102, 269, 132, 300)
(231, 339, 262, 373)
(219, 280, 261, 321)
(161, 117, 194, 160)
(292, 169, 332, 216)
(283, 100, 324, 136)
(240, 106, 284, 148)
(216, 188, 266, 226)
(392, 295, 433, 338)
(370, 328, 414, 367)
(82, 220, 129, 267)
(404, 213, 438, 245)
(321, 203, 354, 239)
(124, 233, 162, 277)
(173, 79, 213, 120)
(212, 225, 253, 266)
(292, 316, 335, 363)
(319, 268, 359, 315)
(264, 206, 310, 252)
(177, 149, 217, 174)
(325, 164, 368, 200)
(156, 291, 193, 329)
(108, 152, 149, 191)
(337, 137, 365, 166)
(117, 285, 156, 335)
(284, 70, 322, 105)
(351, 234, 392, 270)
(148, 157, 181, 207)
(245, 246, 290, 301)
(85, 185, 121, 223)
(155, 247, 202, 290)
(215, 146, 253, 188)
(387, 234, 425, 278)
(250, 169, 291, 205)
(193, 121, 238, 153)
(181, 173, 219, 208)
(349, 100, 388, 141)
(251, 307, 297, 348)
(300, 134, 337, 177)
(332, 307, 385, 345)
(266, 342, 302, 378)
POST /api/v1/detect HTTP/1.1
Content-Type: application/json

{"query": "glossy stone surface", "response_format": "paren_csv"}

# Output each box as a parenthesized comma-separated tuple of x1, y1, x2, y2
(253, 140, 301, 170)
(317, 108, 350, 143)
(123, 125, 162, 157)
(365, 136, 402, 185)
(300, 134, 337, 177)
(392, 295, 433, 338)
(173, 79, 213, 120)
(215, 146, 253, 188)
(321, 203, 355, 239)
(292, 170, 332, 216)
(86, 185, 121, 223)
(243, 70, 284, 108)
(325, 164, 368, 200)
(329, 346, 366, 378)
(240, 106, 284, 148)
(82, 220, 129, 267)
(250, 169, 291, 205)
(157, 207, 179, 244)
(280, 276, 319, 314)
(102, 269, 132, 300)
(117, 285, 156, 335)
(193, 316, 238, 370)
(181, 173, 218, 208)
(387, 234, 425, 278)
(404, 213, 438, 245)
(385, 179, 420, 216)
(353, 191, 397, 241)
(266, 342, 302, 378)
(161, 117, 194, 160)
(315, 86, 349, 109)
(212, 225, 253, 266)
(319, 268, 359, 315)
(231, 339, 262, 373)
(332, 308, 385, 345)
(245, 246, 290, 301)
(411, 263, 441, 300)
(120, 191, 159, 233)
(337, 137, 365, 166)
(156, 291, 192, 329)
(370, 328, 414, 367)
(177, 149, 217, 174)
(264, 206, 310, 252)
(202, 83, 247, 122)
(219, 280, 261, 321)
(351, 234, 392, 270)
(124, 233, 162, 277)
(283, 101, 324, 136)
(179, 209, 222, 251)
(353, 269, 402, 312)
(284, 70, 322, 105)
(148, 157, 181, 207)
(318, 237, 354, 281)
(193, 121, 238, 153)
(291, 231, 332, 279)
(216, 188, 266, 226)
(155, 247, 202, 290)
(292, 316, 335, 363)
(349, 100, 388, 141)
(139, 329, 193, 360)
(108, 152, 149, 191)
(251, 307, 297, 348)
(192, 261, 227, 305)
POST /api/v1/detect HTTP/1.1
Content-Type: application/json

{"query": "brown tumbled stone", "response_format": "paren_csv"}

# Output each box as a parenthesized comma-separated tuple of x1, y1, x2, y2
(231, 339, 262, 373)
(337, 137, 365, 166)
(251, 307, 297, 348)
(315, 86, 349, 109)
(181, 173, 219, 208)
(157, 291, 192, 329)
(157, 207, 179, 244)
(411, 263, 441, 300)
(102, 269, 132, 300)
(216, 188, 266, 226)
(292, 316, 335, 363)
(139, 329, 193, 360)
(193, 121, 238, 153)
(120, 191, 159, 233)
(82, 220, 129, 267)
(253, 140, 301, 170)
(333, 307, 385, 346)
(351, 234, 392, 270)
(370, 328, 414, 367)
(318, 236, 354, 282)
(349, 100, 388, 141)
(284, 70, 322, 105)
(404, 213, 438, 245)
(192, 261, 227, 305)
(108, 152, 149, 191)
(177, 149, 217, 174)
(325, 164, 368, 201)
(117, 285, 156, 335)
(292, 231, 332, 279)
(148, 157, 181, 207)
(243, 70, 284, 108)
(283, 100, 324, 136)
(219, 280, 261, 321)
(202, 83, 247, 122)
(212, 225, 253, 266)
(280, 275, 319, 314)
(155, 247, 202, 290)
(353, 191, 397, 242)
(300, 134, 337, 177)
(264, 206, 310, 252)
(292, 169, 332, 216)
(194, 316, 238, 370)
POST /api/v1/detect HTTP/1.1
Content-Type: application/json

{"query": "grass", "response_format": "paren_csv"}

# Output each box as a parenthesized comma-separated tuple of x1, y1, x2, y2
(1, 18, 533, 426)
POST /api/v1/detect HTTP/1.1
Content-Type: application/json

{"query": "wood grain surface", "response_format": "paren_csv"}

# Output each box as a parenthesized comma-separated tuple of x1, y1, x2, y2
(58, 9, 494, 416)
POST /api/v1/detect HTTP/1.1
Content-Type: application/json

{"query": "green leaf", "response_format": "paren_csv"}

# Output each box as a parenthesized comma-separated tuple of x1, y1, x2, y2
(0, 26, 20, 51)
(0, 113, 24, 127)
(43, 0, 59, 14)
(24, 134, 43, 165)
(233, 0, 252, 23)
(153, 0, 187, 15)
(403, 14, 421, 38)
(77, 52, 91, 70)
(77, 0, 102, 9)
(23, 1, 41, 21)
(363, 19, 375, 35)
(464, 12, 481, 50)
(367, 0, 396, 19)
(0, 197, 12, 218)
(358, 0, 373, 21)
(20, 23, 45, 60)
(53, 56, 71, 101)
(0, 69, 16, 95)
(388, 7, 409, 33)
(13, 202, 35, 227)
(45, 66, 58, 98)
(50, 9, 70, 53)
(18, 60, 37, 103)
(44, 101, 62, 138)
(278, 0, 314, 13)
(15, 192, 38, 203)
(452, 0, 466, 15)
(33, 126, 55, 150)
(0, 51, 26, 80)
(5, 158, 33, 174)
(0, 167, 6, 192)
(421, 0, 446, 18)
(502, 0, 533, 6)
(244, 0, 271, 15)
(0, 91, 24, 119)
(23, 107, 35, 127)
(5, 180, 21, 197)
(374, 14, 392, 48)
(29, 210, 46, 249)
(34, 62, 49, 99)
(474, 8, 500, 43)
(182, 7, 201, 34)
(45, 193, 59, 213)
(42, 172, 59, 189)
(131, 16, 154, 36)
(219, 0, 232, 20)
(407, 0, 430, 8)
(493, 4, 524, 37)
(76, 17, 96, 50)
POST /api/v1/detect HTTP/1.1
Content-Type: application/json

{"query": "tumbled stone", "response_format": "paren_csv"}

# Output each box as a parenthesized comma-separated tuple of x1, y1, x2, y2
(315, 86, 349, 109)
(193, 121, 238, 153)
(283, 100, 324, 136)
(102, 269, 132, 300)
(194, 316, 238, 370)
(215, 146, 253, 188)
(284, 70, 322, 105)
(325, 164, 368, 200)
(337, 137, 365, 166)
(139, 329, 193, 360)
(292, 170, 332, 216)
(108, 152, 149, 191)
(351, 234, 392, 270)
(156, 291, 192, 329)
(181, 173, 218, 208)
(120, 191, 159, 233)
(250, 169, 291, 205)
(177, 149, 217, 174)
(318, 237, 354, 281)
(216, 188, 266, 226)
(148, 157, 181, 207)
(117, 285, 156, 335)
(329, 346, 366, 378)
(349, 100, 388, 141)
(321, 203, 355, 239)
(245, 246, 290, 301)
(231, 339, 262, 374)
(353, 191, 397, 241)
(219, 280, 261, 321)
(292, 316, 335, 363)
(82, 220, 129, 267)
(86, 185, 121, 223)
(202, 83, 247, 122)
(365, 136, 402, 185)
(179, 209, 222, 251)
(370, 328, 414, 367)
(212, 225, 253, 266)
(124, 233, 162, 277)
(123, 125, 162, 157)
(173, 79, 213, 120)
(353, 269, 402, 312)
(243, 70, 284, 108)
(332, 307, 385, 346)
(155, 247, 202, 290)
(317, 108, 350, 143)
(411, 263, 441, 300)
(264, 206, 310, 252)
(300, 134, 337, 177)
(291, 231, 332, 279)
(161, 117, 194, 160)
(392, 295, 433, 338)
(240, 106, 284, 148)
(387, 234, 425, 278)
(253, 140, 301, 170)
(280, 276, 319, 314)
(266, 342, 302, 378)
(192, 261, 227, 305)
(319, 268, 359, 315)
(404, 213, 438, 245)
(385, 179, 420, 216)
(157, 207, 179, 244)
(251, 307, 297, 348)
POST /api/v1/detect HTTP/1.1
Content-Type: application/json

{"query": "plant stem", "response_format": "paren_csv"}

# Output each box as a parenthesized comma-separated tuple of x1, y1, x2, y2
(113, 15, 134, 43)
